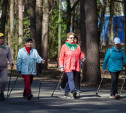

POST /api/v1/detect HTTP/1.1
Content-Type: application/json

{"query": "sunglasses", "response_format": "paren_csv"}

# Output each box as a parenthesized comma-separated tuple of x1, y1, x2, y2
(69, 37, 74, 39)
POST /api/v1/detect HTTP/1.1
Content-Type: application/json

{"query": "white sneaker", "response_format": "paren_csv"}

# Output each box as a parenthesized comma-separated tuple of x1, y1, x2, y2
(110, 95, 115, 99)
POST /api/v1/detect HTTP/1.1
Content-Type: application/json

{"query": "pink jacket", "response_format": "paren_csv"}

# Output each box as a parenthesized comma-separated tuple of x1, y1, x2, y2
(59, 44, 85, 72)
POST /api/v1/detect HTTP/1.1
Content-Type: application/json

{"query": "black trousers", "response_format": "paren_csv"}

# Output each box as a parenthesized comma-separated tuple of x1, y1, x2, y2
(109, 71, 120, 96)
(73, 71, 80, 90)
(60, 73, 68, 89)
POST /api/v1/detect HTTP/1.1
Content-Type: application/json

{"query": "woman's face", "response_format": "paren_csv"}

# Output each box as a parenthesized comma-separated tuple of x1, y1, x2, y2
(0, 37, 5, 45)
(114, 43, 120, 49)
(74, 38, 78, 44)
(67, 35, 74, 44)
(25, 41, 33, 48)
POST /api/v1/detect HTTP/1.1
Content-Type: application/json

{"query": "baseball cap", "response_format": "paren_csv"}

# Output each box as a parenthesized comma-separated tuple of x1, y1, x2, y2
(0, 33, 4, 37)
(113, 37, 120, 44)
(25, 38, 33, 42)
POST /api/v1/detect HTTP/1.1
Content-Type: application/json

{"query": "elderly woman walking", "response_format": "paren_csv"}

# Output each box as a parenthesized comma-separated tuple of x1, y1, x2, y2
(102, 37, 126, 99)
(17, 38, 45, 100)
(0, 33, 14, 101)
(59, 32, 85, 99)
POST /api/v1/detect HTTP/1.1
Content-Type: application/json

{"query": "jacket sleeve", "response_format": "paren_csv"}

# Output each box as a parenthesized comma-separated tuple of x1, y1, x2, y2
(122, 50, 126, 64)
(17, 49, 22, 72)
(7, 47, 13, 65)
(59, 45, 65, 68)
(80, 49, 85, 60)
(102, 49, 110, 70)
(36, 50, 43, 63)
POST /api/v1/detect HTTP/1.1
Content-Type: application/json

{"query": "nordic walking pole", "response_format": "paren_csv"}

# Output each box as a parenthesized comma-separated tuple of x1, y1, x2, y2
(38, 58, 45, 100)
(120, 75, 126, 94)
(7, 68, 13, 97)
(7, 74, 19, 98)
(96, 74, 105, 95)
(51, 72, 64, 97)
(38, 73, 42, 100)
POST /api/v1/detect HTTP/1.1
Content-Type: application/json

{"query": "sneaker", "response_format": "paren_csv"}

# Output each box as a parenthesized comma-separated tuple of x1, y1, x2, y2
(115, 94, 120, 99)
(60, 86, 65, 92)
(0, 93, 5, 101)
(64, 92, 71, 98)
(110, 95, 115, 99)
(73, 91, 77, 99)
(23, 92, 26, 98)
(76, 90, 81, 93)
(27, 94, 33, 100)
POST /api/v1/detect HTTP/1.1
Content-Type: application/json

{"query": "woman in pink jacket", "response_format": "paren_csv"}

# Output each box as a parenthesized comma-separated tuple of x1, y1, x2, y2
(59, 32, 85, 99)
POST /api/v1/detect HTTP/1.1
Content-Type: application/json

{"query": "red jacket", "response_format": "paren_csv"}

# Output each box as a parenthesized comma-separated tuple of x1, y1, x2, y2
(59, 44, 85, 72)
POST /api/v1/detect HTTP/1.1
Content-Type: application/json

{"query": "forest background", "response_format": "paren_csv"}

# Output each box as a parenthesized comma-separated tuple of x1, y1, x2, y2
(0, 0, 126, 86)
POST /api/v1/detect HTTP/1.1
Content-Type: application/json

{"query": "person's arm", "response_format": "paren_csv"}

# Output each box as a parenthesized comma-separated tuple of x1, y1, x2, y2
(102, 49, 110, 72)
(59, 45, 65, 71)
(79, 46, 86, 62)
(7, 47, 14, 69)
(35, 50, 45, 64)
(122, 50, 126, 64)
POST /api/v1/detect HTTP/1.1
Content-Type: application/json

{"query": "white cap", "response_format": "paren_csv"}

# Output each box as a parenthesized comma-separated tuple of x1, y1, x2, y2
(113, 37, 120, 44)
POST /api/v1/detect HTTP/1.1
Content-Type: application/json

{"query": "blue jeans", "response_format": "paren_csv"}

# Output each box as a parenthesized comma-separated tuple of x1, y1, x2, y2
(65, 71, 76, 93)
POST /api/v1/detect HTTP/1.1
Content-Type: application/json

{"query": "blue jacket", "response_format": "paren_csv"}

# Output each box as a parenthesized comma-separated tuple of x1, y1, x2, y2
(103, 46, 126, 72)
(17, 47, 43, 75)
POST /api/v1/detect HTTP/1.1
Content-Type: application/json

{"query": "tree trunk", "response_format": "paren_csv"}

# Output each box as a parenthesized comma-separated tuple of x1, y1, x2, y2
(29, 0, 36, 48)
(18, 0, 23, 47)
(107, 0, 114, 45)
(0, 0, 9, 33)
(36, 0, 42, 74)
(80, 0, 87, 82)
(24, 0, 29, 16)
(98, 0, 107, 45)
(84, 0, 101, 85)
(66, 0, 71, 33)
(42, 0, 49, 69)
(8, 0, 14, 57)
(58, 0, 62, 62)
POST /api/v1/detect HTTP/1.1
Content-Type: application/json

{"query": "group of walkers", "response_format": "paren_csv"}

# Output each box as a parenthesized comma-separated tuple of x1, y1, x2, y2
(0, 32, 126, 101)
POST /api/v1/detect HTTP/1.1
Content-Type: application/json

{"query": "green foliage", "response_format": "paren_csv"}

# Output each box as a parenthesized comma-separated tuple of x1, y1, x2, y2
(48, 4, 67, 60)
(23, 10, 30, 43)
(4, 10, 30, 60)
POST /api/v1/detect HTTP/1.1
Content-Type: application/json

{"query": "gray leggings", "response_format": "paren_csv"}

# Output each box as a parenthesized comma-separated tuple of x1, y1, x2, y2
(0, 68, 8, 93)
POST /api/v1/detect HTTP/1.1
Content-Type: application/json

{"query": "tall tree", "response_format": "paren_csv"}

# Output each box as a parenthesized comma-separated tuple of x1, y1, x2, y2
(107, 0, 114, 45)
(80, 0, 87, 82)
(29, 0, 36, 48)
(66, 0, 80, 33)
(8, 0, 14, 56)
(58, 0, 62, 60)
(0, 0, 9, 33)
(97, 0, 107, 44)
(36, 0, 42, 74)
(18, 0, 23, 47)
(42, 0, 49, 69)
(81, 0, 101, 85)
